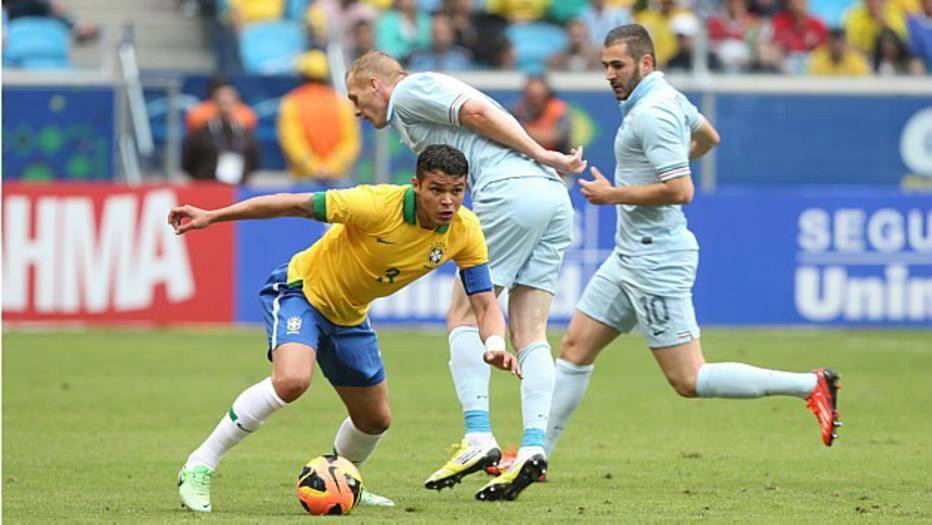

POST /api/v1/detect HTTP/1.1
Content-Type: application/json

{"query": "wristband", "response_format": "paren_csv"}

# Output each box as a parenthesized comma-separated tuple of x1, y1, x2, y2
(484, 335, 506, 353)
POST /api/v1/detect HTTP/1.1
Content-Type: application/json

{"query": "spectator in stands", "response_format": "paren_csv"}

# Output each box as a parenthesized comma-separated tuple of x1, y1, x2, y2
(376, 0, 431, 59)
(349, 18, 376, 60)
(406, 13, 473, 71)
(548, 18, 601, 71)
(3, 0, 98, 41)
(305, 0, 377, 51)
(512, 75, 571, 153)
(770, 0, 829, 72)
(579, 0, 633, 46)
(751, 0, 783, 16)
(907, 0, 932, 71)
(226, 0, 285, 31)
(708, 0, 761, 72)
(873, 25, 914, 71)
(277, 50, 361, 181)
(438, 0, 507, 67)
(844, 0, 908, 54)
(667, 12, 724, 71)
(182, 81, 260, 184)
(486, 0, 552, 23)
(807, 27, 871, 73)
(187, 76, 258, 132)
(636, 0, 693, 66)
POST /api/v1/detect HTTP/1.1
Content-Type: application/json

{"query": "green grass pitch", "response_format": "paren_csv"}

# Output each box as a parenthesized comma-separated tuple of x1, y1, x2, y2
(3, 328, 931, 524)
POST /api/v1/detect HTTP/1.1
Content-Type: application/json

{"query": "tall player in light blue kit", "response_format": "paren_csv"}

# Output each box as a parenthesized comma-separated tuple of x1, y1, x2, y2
(346, 51, 586, 501)
(545, 25, 844, 461)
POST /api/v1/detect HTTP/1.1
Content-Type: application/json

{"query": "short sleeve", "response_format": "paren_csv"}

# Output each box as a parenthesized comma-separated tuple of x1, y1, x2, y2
(637, 106, 691, 182)
(315, 186, 384, 231)
(452, 214, 489, 269)
(391, 73, 471, 127)
(678, 93, 704, 133)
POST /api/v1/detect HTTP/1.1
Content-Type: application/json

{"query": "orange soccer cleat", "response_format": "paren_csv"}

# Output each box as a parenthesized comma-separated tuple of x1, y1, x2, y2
(486, 445, 546, 481)
(806, 368, 842, 446)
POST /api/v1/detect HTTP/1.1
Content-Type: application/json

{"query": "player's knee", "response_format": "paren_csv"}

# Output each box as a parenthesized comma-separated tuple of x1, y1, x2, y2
(559, 332, 596, 366)
(353, 409, 391, 434)
(668, 376, 698, 398)
(271, 372, 311, 402)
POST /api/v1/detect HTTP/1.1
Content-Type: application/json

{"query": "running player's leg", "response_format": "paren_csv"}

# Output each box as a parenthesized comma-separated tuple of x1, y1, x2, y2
(476, 179, 572, 501)
(427, 281, 505, 490)
(179, 265, 316, 512)
(545, 311, 620, 457)
(320, 317, 395, 505)
(546, 253, 637, 458)
(638, 290, 841, 446)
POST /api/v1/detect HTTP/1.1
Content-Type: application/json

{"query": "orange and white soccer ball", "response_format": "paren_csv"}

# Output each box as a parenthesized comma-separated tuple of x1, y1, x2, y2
(296, 455, 364, 515)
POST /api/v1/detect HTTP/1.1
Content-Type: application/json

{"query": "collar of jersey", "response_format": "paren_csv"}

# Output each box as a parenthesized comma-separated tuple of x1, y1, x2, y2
(403, 185, 450, 233)
(619, 71, 664, 118)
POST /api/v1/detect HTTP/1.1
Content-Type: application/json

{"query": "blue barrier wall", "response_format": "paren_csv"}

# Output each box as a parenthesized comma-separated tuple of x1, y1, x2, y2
(169, 75, 932, 186)
(233, 187, 932, 327)
(2, 86, 114, 181)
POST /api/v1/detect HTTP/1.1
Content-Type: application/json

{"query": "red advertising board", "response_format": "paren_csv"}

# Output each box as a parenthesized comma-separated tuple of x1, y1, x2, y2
(2, 183, 236, 323)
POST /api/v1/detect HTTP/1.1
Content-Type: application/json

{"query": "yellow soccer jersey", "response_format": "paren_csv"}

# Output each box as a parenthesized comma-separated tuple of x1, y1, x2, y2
(287, 184, 488, 326)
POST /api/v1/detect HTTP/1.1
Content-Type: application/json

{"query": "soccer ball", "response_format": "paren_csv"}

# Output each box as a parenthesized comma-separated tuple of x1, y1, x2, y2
(296, 454, 364, 515)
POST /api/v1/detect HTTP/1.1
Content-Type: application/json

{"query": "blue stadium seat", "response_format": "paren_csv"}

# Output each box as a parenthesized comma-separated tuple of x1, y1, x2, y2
(239, 20, 306, 74)
(3, 17, 71, 69)
(285, 0, 309, 20)
(506, 22, 568, 73)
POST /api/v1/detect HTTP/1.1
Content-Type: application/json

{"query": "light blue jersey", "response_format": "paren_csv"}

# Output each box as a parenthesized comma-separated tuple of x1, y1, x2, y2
(613, 71, 703, 256)
(387, 72, 560, 193)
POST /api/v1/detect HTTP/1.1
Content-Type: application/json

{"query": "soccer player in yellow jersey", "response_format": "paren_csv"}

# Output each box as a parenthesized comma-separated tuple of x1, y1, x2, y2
(171, 145, 519, 513)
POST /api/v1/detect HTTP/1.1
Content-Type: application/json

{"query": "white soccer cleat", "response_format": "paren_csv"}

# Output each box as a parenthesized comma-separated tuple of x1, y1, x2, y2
(359, 489, 395, 507)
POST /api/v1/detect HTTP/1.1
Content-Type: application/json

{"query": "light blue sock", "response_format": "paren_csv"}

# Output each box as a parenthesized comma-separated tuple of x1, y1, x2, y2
(545, 358, 594, 457)
(448, 326, 492, 434)
(696, 363, 816, 399)
(518, 341, 555, 451)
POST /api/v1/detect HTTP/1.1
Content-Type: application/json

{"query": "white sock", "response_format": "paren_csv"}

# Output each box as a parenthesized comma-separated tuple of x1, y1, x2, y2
(544, 358, 594, 457)
(333, 417, 385, 467)
(517, 342, 555, 452)
(186, 377, 287, 470)
(448, 326, 492, 434)
(695, 363, 817, 399)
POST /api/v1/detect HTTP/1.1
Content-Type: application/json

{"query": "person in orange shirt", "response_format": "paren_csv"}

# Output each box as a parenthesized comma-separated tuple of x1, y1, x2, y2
(186, 77, 258, 132)
(512, 75, 571, 154)
(277, 50, 362, 181)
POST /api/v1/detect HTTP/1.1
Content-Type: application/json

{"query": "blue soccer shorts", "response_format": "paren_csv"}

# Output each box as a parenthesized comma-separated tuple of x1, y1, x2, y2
(259, 263, 385, 387)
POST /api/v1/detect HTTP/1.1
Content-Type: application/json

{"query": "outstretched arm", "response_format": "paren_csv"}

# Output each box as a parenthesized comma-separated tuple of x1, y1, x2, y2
(458, 98, 587, 175)
(168, 192, 315, 235)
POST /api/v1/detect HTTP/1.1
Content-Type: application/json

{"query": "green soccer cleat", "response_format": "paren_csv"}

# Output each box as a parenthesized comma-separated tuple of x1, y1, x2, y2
(359, 489, 395, 507)
(475, 453, 547, 502)
(424, 439, 502, 491)
(178, 465, 213, 512)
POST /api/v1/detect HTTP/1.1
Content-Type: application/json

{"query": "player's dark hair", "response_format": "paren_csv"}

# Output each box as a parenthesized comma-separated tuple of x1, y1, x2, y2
(604, 24, 656, 66)
(416, 144, 469, 180)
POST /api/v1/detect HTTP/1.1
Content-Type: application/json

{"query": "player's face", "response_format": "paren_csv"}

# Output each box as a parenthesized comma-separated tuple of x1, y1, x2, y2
(602, 43, 647, 101)
(347, 75, 390, 128)
(412, 170, 466, 228)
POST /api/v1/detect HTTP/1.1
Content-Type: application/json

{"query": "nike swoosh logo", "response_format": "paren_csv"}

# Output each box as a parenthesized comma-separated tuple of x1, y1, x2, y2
(376, 238, 395, 244)
(652, 330, 666, 336)
(328, 466, 344, 493)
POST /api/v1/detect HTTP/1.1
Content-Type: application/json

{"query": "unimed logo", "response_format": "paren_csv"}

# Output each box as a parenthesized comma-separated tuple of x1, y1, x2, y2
(3, 189, 194, 314)
(794, 207, 932, 322)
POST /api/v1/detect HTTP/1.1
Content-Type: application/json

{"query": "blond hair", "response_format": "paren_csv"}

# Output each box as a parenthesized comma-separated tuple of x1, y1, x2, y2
(346, 51, 405, 87)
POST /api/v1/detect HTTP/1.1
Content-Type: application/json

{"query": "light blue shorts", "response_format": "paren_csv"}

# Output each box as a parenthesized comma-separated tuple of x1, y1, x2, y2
(471, 177, 573, 293)
(576, 250, 700, 348)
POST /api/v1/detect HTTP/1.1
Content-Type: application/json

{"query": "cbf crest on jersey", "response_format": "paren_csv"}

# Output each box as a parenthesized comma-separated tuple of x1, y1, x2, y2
(428, 243, 445, 266)
(286, 316, 302, 334)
